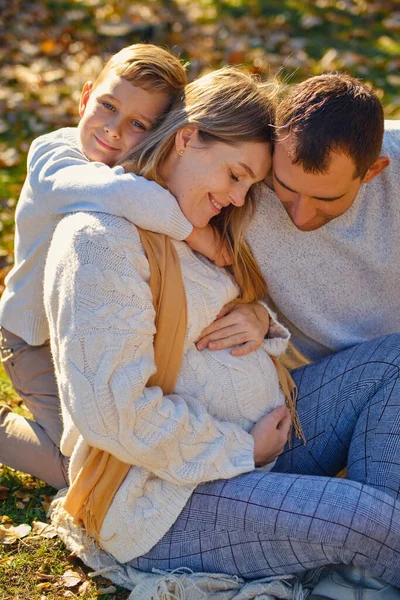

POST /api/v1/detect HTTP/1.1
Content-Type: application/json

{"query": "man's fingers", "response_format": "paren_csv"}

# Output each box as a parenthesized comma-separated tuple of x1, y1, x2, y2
(216, 302, 236, 319)
(196, 313, 241, 343)
(197, 327, 250, 351)
(207, 333, 253, 350)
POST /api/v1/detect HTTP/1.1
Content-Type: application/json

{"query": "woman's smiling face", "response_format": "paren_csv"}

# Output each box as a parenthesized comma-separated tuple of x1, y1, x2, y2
(162, 129, 272, 228)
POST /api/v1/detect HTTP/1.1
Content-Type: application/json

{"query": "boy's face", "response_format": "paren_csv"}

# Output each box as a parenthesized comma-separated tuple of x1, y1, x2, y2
(78, 74, 170, 166)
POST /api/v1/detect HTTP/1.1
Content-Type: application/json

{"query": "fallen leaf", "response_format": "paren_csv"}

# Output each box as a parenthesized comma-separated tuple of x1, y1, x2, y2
(62, 569, 85, 588)
(16, 501, 26, 509)
(32, 520, 57, 538)
(97, 585, 117, 594)
(35, 573, 56, 581)
(0, 485, 9, 500)
(36, 582, 52, 589)
(0, 523, 31, 544)
(1, 515, 13, 524)
(40, 39, 57, 54)
(78, 580, 91, 596)
(14, 490, 29, 499)
(0, 148, 22, 167)
(40, 493, 55, 514)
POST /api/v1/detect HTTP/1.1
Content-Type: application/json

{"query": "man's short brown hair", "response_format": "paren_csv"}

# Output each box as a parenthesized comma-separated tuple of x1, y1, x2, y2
(275, 73, 384, 179)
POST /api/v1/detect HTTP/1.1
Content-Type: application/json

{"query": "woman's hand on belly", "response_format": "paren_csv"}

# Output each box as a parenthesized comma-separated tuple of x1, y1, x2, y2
(250, 405, 291, 467)
(195, 301, 270, 356)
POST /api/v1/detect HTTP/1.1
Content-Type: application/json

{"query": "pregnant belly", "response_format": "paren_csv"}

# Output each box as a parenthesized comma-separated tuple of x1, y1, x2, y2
(175, 345, 284, 430)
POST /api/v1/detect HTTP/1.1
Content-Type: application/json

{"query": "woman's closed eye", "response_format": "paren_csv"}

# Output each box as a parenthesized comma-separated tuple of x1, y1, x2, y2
(230, 171, 240, 182)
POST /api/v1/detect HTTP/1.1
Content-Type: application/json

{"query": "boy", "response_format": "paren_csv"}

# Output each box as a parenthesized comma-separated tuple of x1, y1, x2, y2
(0, 43, 225, 488)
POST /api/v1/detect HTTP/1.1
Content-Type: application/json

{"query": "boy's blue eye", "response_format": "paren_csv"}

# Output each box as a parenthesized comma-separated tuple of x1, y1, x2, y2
(102, 102, 115, 111)
(132, 120, 146, 131)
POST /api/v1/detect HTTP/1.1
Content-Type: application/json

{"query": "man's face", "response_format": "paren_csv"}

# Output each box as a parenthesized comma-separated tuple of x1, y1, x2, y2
(272, 137, 363, 231)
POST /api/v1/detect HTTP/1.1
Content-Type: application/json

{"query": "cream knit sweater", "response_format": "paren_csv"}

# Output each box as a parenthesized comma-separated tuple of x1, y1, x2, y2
(44, 211, 290, 564)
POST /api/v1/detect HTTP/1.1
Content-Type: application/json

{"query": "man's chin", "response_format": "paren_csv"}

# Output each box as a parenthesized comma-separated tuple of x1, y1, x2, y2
(293, 221, 323, 232)
(287, 214, 332, 231)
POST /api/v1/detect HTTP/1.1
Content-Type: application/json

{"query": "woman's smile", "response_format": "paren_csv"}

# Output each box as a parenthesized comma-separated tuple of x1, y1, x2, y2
(209, 193, 223, 214)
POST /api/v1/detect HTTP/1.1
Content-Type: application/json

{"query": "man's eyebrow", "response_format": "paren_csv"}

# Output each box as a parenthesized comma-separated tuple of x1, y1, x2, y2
(273, 171, 346, 202)
(239, 162, 255, 179)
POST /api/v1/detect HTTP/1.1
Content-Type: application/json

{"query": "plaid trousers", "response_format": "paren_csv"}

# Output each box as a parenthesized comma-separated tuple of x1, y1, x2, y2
(130, 334, 400, 587)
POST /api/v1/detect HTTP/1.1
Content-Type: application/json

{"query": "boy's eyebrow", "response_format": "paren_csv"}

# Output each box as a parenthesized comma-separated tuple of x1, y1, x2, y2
(273, 171, 346, 201)
(239, 162, 255, 179)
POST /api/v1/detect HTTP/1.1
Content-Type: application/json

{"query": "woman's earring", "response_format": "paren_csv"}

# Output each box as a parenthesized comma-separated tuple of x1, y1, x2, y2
(178, 150, 184, 156)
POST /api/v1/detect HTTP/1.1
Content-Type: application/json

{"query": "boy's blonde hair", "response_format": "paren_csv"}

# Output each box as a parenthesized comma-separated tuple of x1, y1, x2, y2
(123, 67, 277, 303)
(94, 43, 187, 106)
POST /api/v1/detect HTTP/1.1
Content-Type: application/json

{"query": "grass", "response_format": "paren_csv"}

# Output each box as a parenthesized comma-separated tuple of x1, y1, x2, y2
(0, 366, 130, 599)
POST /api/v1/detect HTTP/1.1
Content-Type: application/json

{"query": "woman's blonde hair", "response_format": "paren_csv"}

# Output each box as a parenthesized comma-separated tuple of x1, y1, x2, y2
(122, 67, 277, 302)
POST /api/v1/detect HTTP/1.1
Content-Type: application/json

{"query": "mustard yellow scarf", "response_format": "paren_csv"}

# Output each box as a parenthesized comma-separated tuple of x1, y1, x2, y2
(63, 229, 187, 540)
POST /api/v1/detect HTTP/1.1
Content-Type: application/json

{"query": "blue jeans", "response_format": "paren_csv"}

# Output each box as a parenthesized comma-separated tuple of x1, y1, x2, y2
(130, 334, 400, 586)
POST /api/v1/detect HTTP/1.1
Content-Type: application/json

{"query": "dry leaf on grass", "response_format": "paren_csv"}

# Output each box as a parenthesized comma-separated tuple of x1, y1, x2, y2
(1, 515, 13, 524)
(62, 568, 87, 588)
(36, 582, 52, 590)
(97, 584, 117, 594)
(0, 485, 9, 500)
(0, 522, 31, 544)
(32, 520, 57, 538)
(78, 580, 91, 596)
(35, 573, 56, 581)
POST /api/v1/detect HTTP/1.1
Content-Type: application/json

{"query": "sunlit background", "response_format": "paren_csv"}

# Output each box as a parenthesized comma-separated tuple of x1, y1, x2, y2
(0, 0, 399, 289)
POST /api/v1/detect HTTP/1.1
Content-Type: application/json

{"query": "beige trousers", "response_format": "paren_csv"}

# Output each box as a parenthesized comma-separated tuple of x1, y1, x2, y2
(0, 327, 68, 489)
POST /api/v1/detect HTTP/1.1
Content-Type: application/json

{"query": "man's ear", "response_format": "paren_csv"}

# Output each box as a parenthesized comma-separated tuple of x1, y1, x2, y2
(78, 82, 93, 118)
(363, 156, 390, 183)
(174, 126, 199, 155)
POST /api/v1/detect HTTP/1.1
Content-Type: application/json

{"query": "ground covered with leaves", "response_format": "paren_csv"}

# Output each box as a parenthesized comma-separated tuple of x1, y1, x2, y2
(0, 0, 399, 598)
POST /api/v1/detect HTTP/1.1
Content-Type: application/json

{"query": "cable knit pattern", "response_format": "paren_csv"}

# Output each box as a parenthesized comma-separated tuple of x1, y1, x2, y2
(45, 211, 290, 563)
(0, 127, 192, 346)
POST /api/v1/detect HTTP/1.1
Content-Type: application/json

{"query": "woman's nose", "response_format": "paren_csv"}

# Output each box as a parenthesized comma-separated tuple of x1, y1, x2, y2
(229, 189, 246, 207)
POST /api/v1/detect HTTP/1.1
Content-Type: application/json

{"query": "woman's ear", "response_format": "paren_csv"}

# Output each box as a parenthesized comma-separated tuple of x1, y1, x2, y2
(174, 127, 199, 155)
(78, 82, 94, 118)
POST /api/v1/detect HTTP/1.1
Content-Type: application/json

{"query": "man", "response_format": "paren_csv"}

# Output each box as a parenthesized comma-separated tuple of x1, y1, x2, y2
(247, 72, 398, 367)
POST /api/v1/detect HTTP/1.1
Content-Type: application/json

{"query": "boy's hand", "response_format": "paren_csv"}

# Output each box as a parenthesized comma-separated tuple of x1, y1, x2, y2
(196, 302, 270, 356)
(185, 226, 233, 267)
